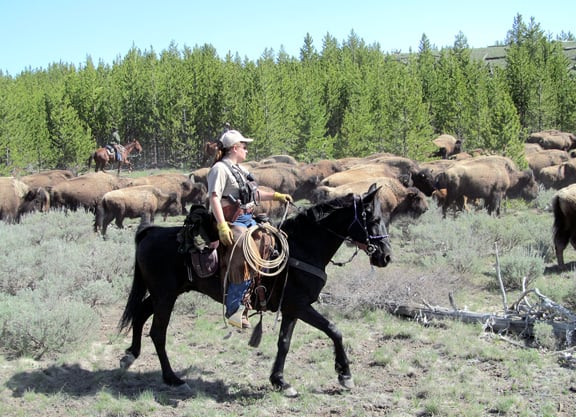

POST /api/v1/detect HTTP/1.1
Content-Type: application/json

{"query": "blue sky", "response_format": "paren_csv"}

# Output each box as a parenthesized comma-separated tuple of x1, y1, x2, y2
(0, 0, 573, 76)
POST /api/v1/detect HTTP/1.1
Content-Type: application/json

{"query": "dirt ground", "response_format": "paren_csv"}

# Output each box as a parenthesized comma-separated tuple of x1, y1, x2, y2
(1, 262, 575, 417)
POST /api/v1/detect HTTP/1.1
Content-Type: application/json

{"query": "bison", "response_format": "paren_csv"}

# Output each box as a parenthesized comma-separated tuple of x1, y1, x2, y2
(431, 134, 462, 159)
(321, 157, 436, 197)
(0, 177, 50, 223)
(435, 156, 538, 217)
(131, 173, 207, 214)
(526, 130, 576, 151)
(312, 176, 428, 227)
(552, 184, 576, 267)
(527, 149, 571, 183)
(94, 185, 181, 235)
(535, 159, 576, 190)
(20, 169, 75, 190)
(50, 172, 133, 212)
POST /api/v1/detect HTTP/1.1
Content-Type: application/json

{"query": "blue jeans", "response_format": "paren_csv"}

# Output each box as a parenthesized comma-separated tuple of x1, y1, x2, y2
(232, 213, 256, 227)
(226, 279, 252, 317)
(225, 216, 256, 317)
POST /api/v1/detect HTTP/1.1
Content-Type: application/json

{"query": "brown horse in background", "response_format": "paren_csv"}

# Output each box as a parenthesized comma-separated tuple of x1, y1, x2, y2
(202, 141, 220, 167)
(89, 139, 143, 175)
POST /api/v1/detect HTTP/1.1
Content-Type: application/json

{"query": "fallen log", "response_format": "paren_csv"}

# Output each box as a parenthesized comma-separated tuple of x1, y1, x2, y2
(383, 302, 576, 347)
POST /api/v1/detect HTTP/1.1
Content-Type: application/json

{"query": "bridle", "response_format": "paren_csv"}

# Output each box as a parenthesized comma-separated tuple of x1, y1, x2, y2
(323, 196, 389, 265)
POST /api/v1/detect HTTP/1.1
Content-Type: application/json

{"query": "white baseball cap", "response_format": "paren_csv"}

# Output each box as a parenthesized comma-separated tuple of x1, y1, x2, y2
(220, 130, 254, 148)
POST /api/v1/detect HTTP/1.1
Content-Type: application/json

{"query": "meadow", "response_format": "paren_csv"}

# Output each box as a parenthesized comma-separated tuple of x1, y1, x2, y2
(1, 187, 576, 417)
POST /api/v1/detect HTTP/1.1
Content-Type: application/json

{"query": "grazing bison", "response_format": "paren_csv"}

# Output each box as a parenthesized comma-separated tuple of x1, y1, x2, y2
(51, 172, 133, 212)
(552, 184, 576, 267)
(259, 154, 299, 165)
(321, 157, 436, 197)
(526, 130, 576, 151)
(20, 169, 75, 190)
(94, 185, 181, 235)
(536, 159, 576, 190)
(435, 156, 538, 217)
(131, 173, 207, 214)
(250, 163, 321, 202)
(189, 167, 210, 187)
(527, 149, 571, 183)
(0, 177, 50, 223)
(312, 176, 428, 227)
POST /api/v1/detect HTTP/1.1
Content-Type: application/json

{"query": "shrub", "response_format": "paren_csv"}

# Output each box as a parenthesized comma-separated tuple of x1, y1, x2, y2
(0, 211, 133, 358)
(495, 247, 545, 290)
(0, 290, 98, 359)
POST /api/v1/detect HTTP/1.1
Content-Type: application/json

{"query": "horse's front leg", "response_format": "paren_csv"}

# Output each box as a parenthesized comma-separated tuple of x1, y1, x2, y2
(120, 296, 153, 369)
(270, 314, 298, 397)
(297, 304, 354, 390)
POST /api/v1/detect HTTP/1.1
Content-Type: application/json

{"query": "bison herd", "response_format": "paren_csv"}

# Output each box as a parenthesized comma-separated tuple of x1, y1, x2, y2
(0, 170, 206, 235)
(3, 129, 576, 267)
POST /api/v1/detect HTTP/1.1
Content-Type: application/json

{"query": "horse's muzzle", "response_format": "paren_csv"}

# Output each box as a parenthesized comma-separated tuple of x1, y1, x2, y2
(368, 241, 392, 267)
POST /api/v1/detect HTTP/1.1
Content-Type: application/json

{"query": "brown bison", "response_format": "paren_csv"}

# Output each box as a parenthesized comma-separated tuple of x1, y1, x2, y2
(250, 163, 319, 202)
(536, 159, 576, 190)
(312, 176, 428, 227)
(94, 185, 181, 235)
(50, 172, 133, 212)
(527, 149, 571, 182)
(131, 173, 207, 214)
(435, 156, 538, 217)
(20, 169, 75, 190)
(0, 177, 50, 223)
(321, 157, 436, 197)
(431, 134, 462, 159)
(552, 184, 576, 267)
(259, 154, 299, 165)
(526, 130, 576, 151)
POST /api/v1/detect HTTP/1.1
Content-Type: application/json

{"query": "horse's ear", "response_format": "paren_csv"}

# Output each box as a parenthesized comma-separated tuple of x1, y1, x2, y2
(362, 183, 381, 203)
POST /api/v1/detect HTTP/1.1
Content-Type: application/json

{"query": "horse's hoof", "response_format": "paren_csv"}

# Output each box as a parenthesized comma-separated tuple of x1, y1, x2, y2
(282, 385, 298, 398)
(173, 382, 193, 394)
(119, 352, 136, 370)
(338, 374, 355, 390)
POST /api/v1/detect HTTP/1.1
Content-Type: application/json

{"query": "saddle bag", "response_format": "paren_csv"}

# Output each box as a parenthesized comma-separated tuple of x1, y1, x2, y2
(190, 249, 218, 278)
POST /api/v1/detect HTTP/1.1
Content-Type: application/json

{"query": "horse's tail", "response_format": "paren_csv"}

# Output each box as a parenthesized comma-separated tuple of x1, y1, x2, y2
(118, 247, 148, 333)
(88, 153, 93, 170)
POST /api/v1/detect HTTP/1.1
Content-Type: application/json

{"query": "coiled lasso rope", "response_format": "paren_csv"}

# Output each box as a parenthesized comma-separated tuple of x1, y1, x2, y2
(235, 222, 289, 276)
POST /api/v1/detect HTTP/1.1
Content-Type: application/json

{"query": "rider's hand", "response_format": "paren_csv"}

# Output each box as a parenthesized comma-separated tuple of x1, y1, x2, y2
(273, 192, 293, 204)
(217, 222, 234, 246)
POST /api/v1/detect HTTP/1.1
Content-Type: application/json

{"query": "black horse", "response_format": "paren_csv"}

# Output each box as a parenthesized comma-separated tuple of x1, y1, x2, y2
(118, 183, 392, 397)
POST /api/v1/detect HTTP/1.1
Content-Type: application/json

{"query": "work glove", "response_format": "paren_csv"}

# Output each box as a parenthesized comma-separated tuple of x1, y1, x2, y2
(273, 192, 293, 204)
(217, 222, 234, 246)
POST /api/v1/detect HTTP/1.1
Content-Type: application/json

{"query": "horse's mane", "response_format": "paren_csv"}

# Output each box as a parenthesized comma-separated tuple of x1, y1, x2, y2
(281, 193, 357, 234)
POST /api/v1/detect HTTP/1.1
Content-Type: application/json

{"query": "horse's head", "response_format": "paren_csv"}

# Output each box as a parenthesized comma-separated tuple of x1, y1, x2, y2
(131, 139, 143, 154)
(347, 183, 392, 267)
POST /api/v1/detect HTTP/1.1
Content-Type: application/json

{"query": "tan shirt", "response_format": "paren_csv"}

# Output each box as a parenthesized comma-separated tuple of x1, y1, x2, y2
(207, 158, 251, 207)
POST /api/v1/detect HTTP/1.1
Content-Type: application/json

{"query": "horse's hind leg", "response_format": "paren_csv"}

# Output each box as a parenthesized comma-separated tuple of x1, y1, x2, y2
(121, 296, 153, 368)
(149, 297, 185, 386)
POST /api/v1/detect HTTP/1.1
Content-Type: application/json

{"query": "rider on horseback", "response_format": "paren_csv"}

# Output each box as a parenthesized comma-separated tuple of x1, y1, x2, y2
(207, 129, 292, 329)
(109, 127, 122, 162)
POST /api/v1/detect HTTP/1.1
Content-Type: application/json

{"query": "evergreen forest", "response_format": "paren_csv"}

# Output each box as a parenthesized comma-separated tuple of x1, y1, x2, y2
(1, 14, 575, 174)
